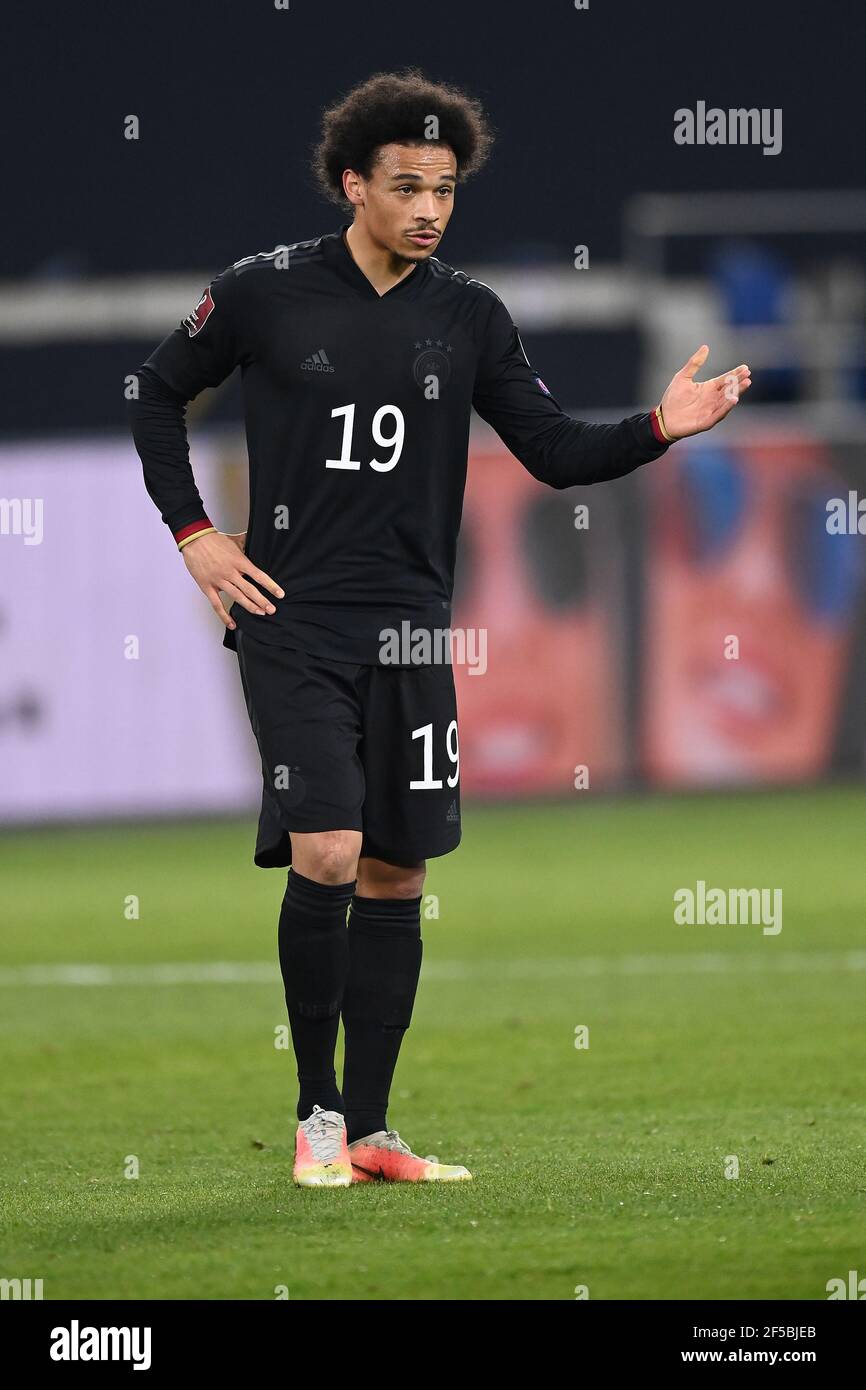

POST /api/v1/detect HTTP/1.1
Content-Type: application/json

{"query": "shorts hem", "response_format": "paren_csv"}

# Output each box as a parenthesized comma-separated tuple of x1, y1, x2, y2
(254, 828, 462, 869)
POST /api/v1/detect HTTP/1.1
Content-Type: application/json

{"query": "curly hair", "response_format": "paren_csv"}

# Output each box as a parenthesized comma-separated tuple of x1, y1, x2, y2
(312, 68, 494, 206)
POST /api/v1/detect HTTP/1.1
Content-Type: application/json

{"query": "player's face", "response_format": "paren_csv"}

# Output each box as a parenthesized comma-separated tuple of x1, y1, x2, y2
(356, 142, 457, 261)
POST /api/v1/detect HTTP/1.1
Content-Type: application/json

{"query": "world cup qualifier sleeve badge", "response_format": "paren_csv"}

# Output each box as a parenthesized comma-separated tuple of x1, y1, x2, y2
(183, 286, 216, 337)
(412, 342, 452, 395)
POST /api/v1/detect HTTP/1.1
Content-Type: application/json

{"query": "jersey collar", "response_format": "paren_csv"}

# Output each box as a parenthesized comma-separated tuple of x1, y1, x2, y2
(321, 223, 429, 301)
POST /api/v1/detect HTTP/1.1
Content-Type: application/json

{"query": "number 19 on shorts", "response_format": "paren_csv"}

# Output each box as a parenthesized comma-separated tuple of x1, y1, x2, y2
(410, 720, 459, 790)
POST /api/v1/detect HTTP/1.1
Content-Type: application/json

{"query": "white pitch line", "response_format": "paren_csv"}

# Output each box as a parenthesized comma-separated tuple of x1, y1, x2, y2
(0, 951, 864, 988)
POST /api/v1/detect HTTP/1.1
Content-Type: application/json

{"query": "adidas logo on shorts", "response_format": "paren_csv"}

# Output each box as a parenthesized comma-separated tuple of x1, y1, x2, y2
(301, 348, 335, 373)
(446, 799, 459, 824)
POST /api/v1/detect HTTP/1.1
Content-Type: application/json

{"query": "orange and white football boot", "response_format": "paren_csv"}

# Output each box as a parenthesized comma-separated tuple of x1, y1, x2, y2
(293, 1105, 352, 1187)
(349, 1128, 472, 1183)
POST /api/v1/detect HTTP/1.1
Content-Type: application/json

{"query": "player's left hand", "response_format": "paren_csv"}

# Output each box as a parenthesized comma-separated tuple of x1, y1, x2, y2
(659, 345, 752, 440)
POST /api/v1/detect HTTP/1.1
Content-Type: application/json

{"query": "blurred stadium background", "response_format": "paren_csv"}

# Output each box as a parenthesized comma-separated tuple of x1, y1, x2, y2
(4, 4, 866, 816)
(2, 1, 865, 1302)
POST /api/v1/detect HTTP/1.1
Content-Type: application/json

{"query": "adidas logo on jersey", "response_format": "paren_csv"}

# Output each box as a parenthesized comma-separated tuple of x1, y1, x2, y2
(301, 348, 335, 373)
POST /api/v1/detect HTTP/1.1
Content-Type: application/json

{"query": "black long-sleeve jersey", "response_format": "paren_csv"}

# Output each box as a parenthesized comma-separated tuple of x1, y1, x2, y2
(131, 224, 670, 663)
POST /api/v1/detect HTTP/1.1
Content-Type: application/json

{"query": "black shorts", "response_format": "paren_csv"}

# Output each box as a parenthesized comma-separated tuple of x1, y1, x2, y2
(234, 630, 461, 868)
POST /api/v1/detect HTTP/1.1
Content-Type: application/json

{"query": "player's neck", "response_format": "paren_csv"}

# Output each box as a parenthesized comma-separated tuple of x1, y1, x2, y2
(344, 221, 417, 298)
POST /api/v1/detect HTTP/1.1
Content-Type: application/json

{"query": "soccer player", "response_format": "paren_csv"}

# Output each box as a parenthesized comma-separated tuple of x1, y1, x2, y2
(130, 70, 751, 1187)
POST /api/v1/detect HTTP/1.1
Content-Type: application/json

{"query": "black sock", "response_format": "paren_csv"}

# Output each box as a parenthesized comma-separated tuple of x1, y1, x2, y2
(341, 895, 423, 1144)
(278, 869, 354, 1122)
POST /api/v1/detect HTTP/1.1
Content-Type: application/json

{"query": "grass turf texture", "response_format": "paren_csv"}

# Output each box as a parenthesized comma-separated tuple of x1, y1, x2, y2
(1, 787, 864, 1301)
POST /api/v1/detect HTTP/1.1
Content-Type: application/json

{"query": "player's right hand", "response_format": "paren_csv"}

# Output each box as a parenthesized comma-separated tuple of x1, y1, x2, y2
(181, 530, 284, 629)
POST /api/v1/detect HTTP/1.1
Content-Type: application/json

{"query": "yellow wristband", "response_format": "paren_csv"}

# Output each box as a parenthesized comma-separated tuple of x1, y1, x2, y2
(177, 526, 217, 552)
(655, 405, 677, 444)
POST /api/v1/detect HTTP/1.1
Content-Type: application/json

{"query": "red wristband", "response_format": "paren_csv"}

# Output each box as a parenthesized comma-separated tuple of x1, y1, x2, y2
(174, 519, 216, 551)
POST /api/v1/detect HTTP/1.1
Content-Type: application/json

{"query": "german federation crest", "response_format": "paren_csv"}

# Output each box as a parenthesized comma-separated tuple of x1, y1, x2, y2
(413, 344, 452, 391)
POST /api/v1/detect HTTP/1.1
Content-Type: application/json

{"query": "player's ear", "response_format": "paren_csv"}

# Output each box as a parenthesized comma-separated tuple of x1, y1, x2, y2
(343, 169, 364, 207)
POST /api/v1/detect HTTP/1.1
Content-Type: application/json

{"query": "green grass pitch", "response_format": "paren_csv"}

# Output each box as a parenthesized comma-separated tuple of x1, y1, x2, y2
(1, 787, 864, 1301)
